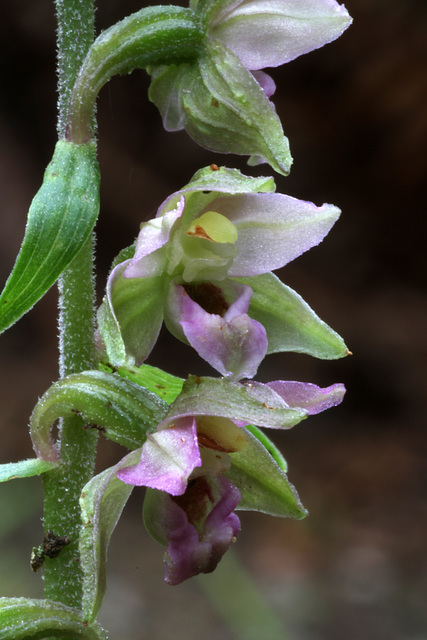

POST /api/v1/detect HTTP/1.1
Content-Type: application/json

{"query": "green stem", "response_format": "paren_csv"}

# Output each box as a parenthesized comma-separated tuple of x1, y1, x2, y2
(42, 0, 98, 613)
(66, 5, 202, 143)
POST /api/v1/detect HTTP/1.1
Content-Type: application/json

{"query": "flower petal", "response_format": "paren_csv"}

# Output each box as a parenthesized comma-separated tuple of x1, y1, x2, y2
(117, 417, 202, 495)
(124, 201, 183, 278)
(168, 375, 307, 430)
(266, 380, 346, 414)
(143, 476, 241, 585)
(210, 0, 352, 70)
(252, 70, 276, 97)
(210, 193, 341, 276)
(170, 282, 268, 379)
(97, 261, 164, 366)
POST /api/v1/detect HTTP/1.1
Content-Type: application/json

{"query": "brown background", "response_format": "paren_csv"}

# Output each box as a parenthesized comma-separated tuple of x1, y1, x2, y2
(0, 1, 426, 638)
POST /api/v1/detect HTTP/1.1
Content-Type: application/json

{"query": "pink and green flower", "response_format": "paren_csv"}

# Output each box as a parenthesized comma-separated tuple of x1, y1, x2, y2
(98, 165, 348, 379)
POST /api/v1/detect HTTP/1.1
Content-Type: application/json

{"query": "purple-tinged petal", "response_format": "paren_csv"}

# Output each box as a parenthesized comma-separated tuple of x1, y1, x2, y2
(252, 70, 276, 98)
(173, 283, 267, 379)
(209, 193, 341, 276)
(117, 417, 202, 495)
(166, 375, 306, 432)
(164, 502, 209, 585)
(166, 476, 241, 584)
(125, 202, 184, 279)
(242, 379, 291, 412)
(266, 380, 346, 414)
(210, 0, 352, 71)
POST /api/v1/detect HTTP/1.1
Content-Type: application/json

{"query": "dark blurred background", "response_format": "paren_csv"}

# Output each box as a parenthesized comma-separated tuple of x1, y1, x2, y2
(1, 1, 426, 638)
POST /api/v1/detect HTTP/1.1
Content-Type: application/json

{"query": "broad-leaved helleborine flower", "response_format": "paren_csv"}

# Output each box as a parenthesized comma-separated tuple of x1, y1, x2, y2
(148, 0, 352, 174)
(98, 166, 348, 378)
(117, 374, 346, 583)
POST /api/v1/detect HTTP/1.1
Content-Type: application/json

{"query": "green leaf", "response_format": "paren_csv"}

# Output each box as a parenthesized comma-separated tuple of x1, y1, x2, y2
(30, 370, 168, 461)
(79, 451, 140, 623)
(0, 597, 106, 639)
(0, 459, 57, 483)
(226, 427, 307, 518)
(233, 272, 349, 359)
(0, 140, 100, 334)
(100, 362, 184, 404)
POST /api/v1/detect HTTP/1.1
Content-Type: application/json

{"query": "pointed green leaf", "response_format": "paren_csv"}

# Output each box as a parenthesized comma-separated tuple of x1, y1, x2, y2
(0, 140, 100, 334)
(0, 459, 57, 483)
(233, 272, 349, 359)
(79, 450, 140, 623)
(30, 370, 168, 462)
(226, 427, 306, 518)
(0, 597, 106, 639)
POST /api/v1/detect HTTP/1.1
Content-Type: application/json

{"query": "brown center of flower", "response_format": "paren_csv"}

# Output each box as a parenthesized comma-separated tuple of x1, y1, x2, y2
(184, 282, 229, 316)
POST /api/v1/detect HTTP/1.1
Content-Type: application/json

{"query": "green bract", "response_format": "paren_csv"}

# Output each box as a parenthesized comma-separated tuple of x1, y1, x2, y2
(0, 141, 100, 335)
(0, 597, 107, 640)
(30, 370, 168, 462)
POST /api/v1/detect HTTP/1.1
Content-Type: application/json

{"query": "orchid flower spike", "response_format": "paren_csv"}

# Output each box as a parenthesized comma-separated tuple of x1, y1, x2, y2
(149, 0, 352, 174)
(117, 374, 346, 583)
(98, 166, 348, 379)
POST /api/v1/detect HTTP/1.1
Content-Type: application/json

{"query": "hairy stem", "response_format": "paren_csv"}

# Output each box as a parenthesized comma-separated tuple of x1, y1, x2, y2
(42, 0, 98, 613)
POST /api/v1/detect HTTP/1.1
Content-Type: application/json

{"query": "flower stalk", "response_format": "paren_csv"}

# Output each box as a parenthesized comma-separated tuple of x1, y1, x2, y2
(66, 6, 202, 143)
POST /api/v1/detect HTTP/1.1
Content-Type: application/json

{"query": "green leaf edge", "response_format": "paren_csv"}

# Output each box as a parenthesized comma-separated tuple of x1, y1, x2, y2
(0, 597, 106, 640)
(0, 459, 57, 483)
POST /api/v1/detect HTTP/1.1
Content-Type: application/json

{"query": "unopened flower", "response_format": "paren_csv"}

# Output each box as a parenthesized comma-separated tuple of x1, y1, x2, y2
(149, 0, 352, 174)
(98, 166, 346, 378)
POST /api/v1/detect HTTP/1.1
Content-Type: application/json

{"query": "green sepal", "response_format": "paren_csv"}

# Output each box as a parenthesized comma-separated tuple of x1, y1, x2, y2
(79, 450, 140, 623)
(97, 265, 165, 368)
(178, 163, 275, 197)
(245, 424, 288, 472)
(233, 272, 349, 359)
(227, 426, 306, 518)
(100, 362, 184, 404)
(168, 375, 307, 429)
(30, 370, 168, 461)
(0, 459, 57, 483)
(0, 140, 100, 334)
(0, 597, 106, 639)
(159, 164, 276, 227)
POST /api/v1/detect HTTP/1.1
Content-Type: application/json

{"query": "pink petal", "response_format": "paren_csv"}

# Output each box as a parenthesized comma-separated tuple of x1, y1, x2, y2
(117, 417, 202, 495)
(173, 283, 268, 380)
(124, 200, 184, 279)
(266, 380, 346, 414)
(211, 0, 352, 71)
(209, 193, 341, 276)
